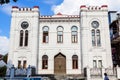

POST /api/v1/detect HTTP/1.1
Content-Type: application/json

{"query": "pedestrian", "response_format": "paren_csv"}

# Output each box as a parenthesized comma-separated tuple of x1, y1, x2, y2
(104, 73, 109, 80)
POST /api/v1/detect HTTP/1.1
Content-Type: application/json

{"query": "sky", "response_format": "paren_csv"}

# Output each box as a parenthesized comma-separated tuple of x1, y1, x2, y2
(0, 0, 120, 55)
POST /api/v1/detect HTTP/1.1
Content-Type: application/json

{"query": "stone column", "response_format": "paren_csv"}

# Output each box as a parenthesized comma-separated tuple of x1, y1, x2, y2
(117, 66, 120, 79)
(86, 67, 90, 80)
(102, 68, 105, 79)
(10, 65, 15, 79)
(27, 65, 31, 77)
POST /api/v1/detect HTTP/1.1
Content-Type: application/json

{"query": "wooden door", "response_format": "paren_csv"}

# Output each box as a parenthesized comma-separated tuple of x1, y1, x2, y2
(54, 53, 66, 74)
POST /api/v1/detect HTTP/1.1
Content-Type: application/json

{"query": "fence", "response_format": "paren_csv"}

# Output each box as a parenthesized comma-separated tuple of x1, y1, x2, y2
(85, 66, 120, 80)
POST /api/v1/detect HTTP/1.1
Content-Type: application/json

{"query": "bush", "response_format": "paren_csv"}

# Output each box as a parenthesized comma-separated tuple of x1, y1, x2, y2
(0, 66, 7, 77)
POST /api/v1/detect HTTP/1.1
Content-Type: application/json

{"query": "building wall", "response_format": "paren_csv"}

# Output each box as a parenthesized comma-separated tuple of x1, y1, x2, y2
(8, 7, 39, 69)
(80, 5, 112, 68)
(38, 18, 81, 74)
(8, 5, 113, 75)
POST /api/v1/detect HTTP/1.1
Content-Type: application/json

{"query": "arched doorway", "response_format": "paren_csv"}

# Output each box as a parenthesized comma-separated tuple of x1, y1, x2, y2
(54, 53, 66, 74)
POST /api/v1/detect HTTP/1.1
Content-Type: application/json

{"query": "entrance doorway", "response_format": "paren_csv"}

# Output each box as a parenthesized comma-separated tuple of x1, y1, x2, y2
(54, 53, 66, 74)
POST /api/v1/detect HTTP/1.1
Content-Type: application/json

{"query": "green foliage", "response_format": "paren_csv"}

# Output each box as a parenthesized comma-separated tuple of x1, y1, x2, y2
(0, 0, 18, 5)
(13, 0, 17, 2)
(0, 66, 7, 77)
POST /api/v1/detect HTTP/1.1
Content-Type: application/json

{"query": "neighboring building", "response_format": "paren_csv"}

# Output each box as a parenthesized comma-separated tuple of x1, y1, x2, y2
(8, 5, 112, 75)
(109, 12, 120, 67)
(108, 11, 117, 24)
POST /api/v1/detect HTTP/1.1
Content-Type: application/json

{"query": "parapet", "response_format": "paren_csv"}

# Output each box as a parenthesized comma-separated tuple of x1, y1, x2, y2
(12, 6, 39, 12)
(80, 5, 108, 11)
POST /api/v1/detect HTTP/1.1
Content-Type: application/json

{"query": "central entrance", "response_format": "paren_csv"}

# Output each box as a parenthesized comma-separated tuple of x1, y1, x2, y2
(54, 53, 66, 74)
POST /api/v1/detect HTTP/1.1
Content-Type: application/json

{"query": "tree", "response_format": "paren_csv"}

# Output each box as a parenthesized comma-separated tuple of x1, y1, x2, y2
(0, 0, 17, 5)
(3, 54, 8, 64)
(0, 66, 7, 77)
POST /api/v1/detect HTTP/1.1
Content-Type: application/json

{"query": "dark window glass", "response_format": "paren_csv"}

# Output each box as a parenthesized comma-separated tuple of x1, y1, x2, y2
(23, 60, 27, 69)
(43, 26, 49, 43)
(42, 55, 48, 69)
(18, 60, 21, 68)
(96, 30, 101, 46)
(92, 29, 96, 46)
(72, 55, 78, 69)
(24, 30, 28, 46)
(19, 30, 24, 46)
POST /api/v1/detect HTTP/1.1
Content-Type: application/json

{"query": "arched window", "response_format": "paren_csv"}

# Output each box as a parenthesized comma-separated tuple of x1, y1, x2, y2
(72, 55, 78, 69)
(71, 26, 78, 43)
(23, 60, 27, 69)
(92, 29, 95, 46)
(57, 26, 63, 43)
(19, 30, 24, 46)
(91, 20, 101, 47)
(42, 55, 48, 69)
(91, 29, 101, 47)
(24, 30, 28, 46)
(18, 60, 21, 68)
(96, 30, 101, 46)
(43, 26, 49, 43)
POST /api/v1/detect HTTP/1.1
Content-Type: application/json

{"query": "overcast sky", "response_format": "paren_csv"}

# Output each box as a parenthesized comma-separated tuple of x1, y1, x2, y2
(0, 0, 120, 55)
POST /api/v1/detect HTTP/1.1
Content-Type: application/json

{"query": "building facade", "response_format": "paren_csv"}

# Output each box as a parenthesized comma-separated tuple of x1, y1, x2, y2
(8, 5, 112, 75)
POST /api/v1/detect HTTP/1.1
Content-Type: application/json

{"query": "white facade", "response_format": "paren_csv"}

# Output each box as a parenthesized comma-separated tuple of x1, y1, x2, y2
(8, 5, 112, 75)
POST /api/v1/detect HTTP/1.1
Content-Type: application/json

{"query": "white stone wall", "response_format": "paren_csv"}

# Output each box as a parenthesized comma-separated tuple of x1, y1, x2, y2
(80, 5, 112, 68)
(38, 19, 81, 74)
(8, 6, 39, 69)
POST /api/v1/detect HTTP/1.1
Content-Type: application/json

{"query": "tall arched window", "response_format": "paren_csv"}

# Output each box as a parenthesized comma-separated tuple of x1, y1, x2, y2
(91, 29, 101, 47)
(91, 21, 101, 47)
(19, 30, 24, 46)
(71, 26, 78, 43)
(72, 55, 78, 69)
(23, 60, 27, 69)
(18, 60, 21, 68)
(24, 30, 28, 46)
(43, 26, 49, 43)
(96, 30, 101, 46)
(92, 29, 95, 46)
(42, 55, 48, 69)
(57, 26, 63, 43)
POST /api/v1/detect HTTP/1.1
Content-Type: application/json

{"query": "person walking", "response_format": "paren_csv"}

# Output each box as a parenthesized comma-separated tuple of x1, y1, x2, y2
(104, 73, 109, 80)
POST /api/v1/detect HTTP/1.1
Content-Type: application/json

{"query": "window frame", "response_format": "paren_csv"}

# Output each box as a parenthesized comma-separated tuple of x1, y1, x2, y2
(42, 26, 49, 43)
(71, 26, 78, 43)
(42, 55, 48, 69)
(57, 26, 64, 43)
(72, 55, 78, 69)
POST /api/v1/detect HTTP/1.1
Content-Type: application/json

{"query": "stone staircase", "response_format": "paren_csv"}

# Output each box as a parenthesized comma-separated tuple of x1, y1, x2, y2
(54, 74, 85, 80)
(31, 74, 85, 80)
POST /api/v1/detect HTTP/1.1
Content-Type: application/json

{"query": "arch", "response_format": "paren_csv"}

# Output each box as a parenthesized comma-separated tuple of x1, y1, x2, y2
(57, 26, 64, 31)
(54, 52, 66, 58)
(43, 26, 49, 31)
(71, 26, 78, 31)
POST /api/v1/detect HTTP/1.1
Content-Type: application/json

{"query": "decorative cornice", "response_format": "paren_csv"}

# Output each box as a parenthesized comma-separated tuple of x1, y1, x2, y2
(39, 15, 80, 22)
